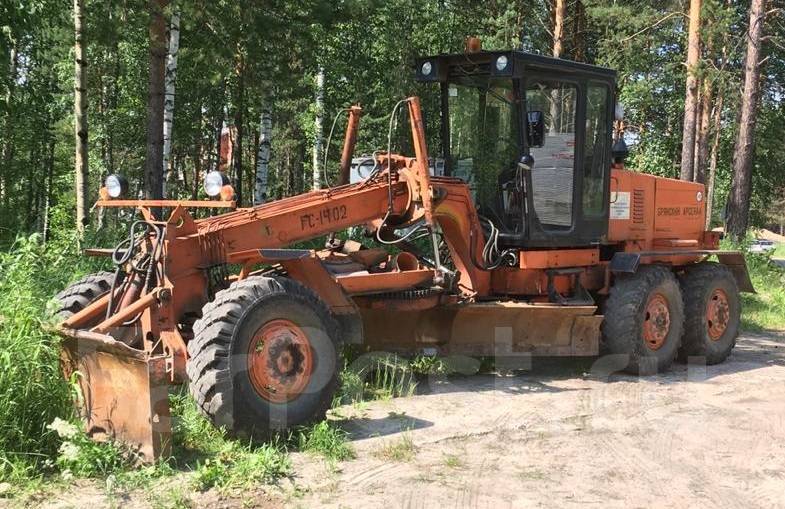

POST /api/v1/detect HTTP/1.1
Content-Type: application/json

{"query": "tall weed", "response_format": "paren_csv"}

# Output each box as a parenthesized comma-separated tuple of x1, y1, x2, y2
(0, 234, 104, 480)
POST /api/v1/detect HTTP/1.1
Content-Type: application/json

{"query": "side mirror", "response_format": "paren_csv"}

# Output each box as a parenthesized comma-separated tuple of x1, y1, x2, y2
(517, 154, 535, 190)
(526, 111, 545, 148)
(518, 154, 535, 171)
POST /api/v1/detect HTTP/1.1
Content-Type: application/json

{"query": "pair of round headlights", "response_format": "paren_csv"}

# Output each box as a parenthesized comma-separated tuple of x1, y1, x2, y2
(420, 55, 509, 76)
(103, 171, 230, 199)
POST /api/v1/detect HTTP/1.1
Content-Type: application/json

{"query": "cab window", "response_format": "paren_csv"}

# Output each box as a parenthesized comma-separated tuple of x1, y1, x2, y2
(525, 80, 578, 228)
(583, 83, 610, 215)
(448, 76, 521, 228)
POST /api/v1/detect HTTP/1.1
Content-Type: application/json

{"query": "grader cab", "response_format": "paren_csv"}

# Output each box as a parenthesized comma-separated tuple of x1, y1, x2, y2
(56, 46, 753, 461)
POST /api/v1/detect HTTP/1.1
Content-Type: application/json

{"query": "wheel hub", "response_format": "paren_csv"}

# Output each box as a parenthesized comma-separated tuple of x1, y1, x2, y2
(643, 293, 671, 351)
(707, 288, 730, 341)
(248, 319, 313, 403)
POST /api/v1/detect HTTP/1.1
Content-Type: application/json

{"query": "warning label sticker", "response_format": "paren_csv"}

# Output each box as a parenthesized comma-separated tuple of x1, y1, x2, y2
(610, 191, 630, 220)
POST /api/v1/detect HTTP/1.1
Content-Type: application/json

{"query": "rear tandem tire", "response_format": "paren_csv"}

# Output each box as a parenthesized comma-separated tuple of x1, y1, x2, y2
(602, 265, 685, 375)
(187, 277, 340, 439)
(678, 262, 740, 365)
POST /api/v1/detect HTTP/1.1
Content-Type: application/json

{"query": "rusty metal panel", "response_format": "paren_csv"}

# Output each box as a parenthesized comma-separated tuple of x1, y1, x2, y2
(359, 302, 601, 357)
(337, 269, 435, 296)
(60, 330, 171, 463)
(717, 252, 756, 293)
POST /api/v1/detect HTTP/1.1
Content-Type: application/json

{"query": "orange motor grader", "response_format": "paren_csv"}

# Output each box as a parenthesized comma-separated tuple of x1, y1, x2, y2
(55, 49, 753, 461)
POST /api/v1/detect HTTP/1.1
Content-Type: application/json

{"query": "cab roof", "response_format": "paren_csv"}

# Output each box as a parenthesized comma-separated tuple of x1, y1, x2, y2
(414, 50, 616, 83)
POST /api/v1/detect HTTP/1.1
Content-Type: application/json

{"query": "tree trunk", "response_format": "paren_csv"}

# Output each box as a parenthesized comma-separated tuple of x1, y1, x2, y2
(143, 0, 169, 200)
(43, 138, 55, 242)
(233, 56, 245, 206)
(193, 141, 202, 200)
(73, 0, 89, 232)
(726, 0, 766, 241)
(219, 119, 232, 173)
(705, 91, 723, 229)
(680, 0, 702, 182)
(572, 0, 587, 62)
(295, 137, 306, 195)
(108, 26, 120, 175)
(214, 104, 225, 172)
(284, 150, 293, 197)
(312, 68, 325, 190)
(548, 0, 567, 135)
(693, 78, 712, 184)
(162, 11, 180, 198)
(552, 0, 566, 58)
(2, 42, 18, 207)
(25, 144, 38, 230)
(97, 71, 108, 231)
(254, 108, 272, 204)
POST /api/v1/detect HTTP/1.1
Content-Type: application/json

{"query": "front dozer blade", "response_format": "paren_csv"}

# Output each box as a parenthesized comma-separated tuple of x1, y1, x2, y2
(59, 329, 171, 463)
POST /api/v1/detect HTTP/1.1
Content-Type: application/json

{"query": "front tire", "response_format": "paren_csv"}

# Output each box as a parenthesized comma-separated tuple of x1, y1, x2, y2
(679, 263, 740, 365)
(602, 266, 685, 375)
(187, 277, 340, 438)
(55, 271, 117, 320)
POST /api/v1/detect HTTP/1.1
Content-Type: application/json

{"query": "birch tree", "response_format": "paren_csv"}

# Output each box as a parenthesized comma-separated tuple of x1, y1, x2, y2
(162, 11, 180, 198)
(1, 42, 18, 208)
(73, 0, 89, 232)
(254, 109, 272, 205)
(312, 68, 325, 190)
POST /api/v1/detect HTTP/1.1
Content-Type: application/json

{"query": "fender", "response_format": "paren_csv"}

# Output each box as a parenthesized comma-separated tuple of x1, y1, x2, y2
(609, 250, 755, 293)
(241, 249, 365, 345)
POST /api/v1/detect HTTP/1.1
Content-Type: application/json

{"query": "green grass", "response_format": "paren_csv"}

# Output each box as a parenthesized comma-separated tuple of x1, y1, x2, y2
(0, 235, 296, 494)
(373, 434, 417, 462)
(169, 392, 291, 492)
(47, 418, 134, 478)
(442, 453, 464, 469)
(296, 421, 355, 461)
(192, 444, 290, 492)
(0, 234, 104, 482)
(335, 352, 419, 404)
(739, 251, 785, 331)
(149, 488, 195, 509)
(333, 351, 464, 407)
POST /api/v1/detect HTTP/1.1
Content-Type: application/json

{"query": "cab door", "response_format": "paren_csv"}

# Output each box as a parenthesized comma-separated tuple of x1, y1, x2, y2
(522, 75, 613, 248)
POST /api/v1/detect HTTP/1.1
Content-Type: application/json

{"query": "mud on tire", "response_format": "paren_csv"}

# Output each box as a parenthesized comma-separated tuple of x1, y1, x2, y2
(602, 265, 685, 375)
(678, 262, 740, 365)
(186, 277, 340, 438)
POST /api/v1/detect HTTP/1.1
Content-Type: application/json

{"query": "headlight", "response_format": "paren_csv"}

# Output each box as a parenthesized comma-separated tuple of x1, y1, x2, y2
(421, 61, 433, 76)
(495, 55, 509, 71)
(105, 174, 128, 198)
(204, 171, 228, 197)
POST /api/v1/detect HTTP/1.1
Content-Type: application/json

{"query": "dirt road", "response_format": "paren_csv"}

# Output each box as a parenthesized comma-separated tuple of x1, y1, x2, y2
(27, 331, 785, 509)
(290, 331, 785, 509)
